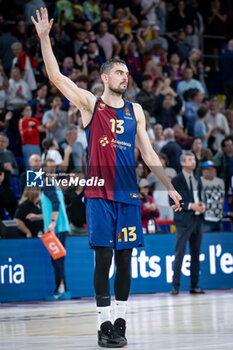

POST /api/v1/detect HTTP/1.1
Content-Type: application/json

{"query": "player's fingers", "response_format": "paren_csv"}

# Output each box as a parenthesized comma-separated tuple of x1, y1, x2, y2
(36, 9, 41, 22)
(44, 7, 49, 19)
(31, 16, 37, 25)
(49, 18, 54, 31)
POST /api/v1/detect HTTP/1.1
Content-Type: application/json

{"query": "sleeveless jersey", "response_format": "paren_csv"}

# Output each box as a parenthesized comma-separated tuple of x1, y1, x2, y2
(85, 98, 140, 205)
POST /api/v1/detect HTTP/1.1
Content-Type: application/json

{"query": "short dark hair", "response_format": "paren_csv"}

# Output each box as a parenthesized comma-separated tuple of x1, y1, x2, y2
(100, 58, 127, 75)
(141, 74, 153, 82)
(197, 106, 208, 119)
(221, 136, 233, 148)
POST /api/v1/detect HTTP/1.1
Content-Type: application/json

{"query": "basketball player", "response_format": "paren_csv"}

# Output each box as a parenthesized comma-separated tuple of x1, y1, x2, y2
(31, 8, 182, 348)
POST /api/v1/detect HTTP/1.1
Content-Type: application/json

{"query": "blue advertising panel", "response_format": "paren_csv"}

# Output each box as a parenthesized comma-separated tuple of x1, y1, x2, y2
(0, 233, 233, 302)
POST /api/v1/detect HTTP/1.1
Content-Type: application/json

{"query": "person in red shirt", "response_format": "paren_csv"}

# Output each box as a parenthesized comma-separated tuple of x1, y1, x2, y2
(18, 104, 45, 168)
(139, 178, 160, 234)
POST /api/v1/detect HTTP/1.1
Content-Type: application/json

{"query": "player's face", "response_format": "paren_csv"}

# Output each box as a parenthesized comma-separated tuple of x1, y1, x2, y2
(107, 64, 129, 95)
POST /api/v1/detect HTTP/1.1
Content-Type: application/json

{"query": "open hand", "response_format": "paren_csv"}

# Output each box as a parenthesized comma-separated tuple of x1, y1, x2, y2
(31, 8, 54, 40)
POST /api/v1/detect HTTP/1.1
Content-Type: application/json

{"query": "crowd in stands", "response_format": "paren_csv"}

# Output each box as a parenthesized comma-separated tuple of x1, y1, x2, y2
(1, 0, 233, 237)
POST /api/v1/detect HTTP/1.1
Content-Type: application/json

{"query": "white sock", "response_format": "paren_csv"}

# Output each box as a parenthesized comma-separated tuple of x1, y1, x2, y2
(58, 283, 65, 293)
(97, 306, 111, 330)
(114, 300, 127, 321)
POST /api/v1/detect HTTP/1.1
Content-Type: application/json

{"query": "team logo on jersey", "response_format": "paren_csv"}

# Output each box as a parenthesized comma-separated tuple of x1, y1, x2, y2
(98, 103, 106, 111)
(118, 232, 122, 242)
(125, 107, 131, 116)
(99, 135, 109, 147)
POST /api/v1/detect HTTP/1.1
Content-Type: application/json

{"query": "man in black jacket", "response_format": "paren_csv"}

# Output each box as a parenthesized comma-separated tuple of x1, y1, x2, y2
(170, 151, 205, 295)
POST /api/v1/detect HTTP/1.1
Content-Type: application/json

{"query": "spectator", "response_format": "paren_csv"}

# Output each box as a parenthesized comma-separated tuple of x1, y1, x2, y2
(139, 178, 160, 234)
(42, 137, 72, 171)
(152, 123, 166, 153)
(135, 161, 144, 184)
(24, 0, 46, 24)
(41, 158, 71, 301)
(111, 7, 138, 34)
(61, 57, 74, 77)
(76, 115, 88, 152)
(154, 93, 181, 129)
(191, 137, 203, 171)
(83, 0, 101, 25)
(200, 160, 225, 232)
(141, 0, 159, 26)
(194, 106, 214, 148)
(136, 74, 157, 120)
(147, 153, 176, 220)
(225, 109, 233, 135)
(164, 53, 183, 91)
(20, 153, 42, 193)
(173, 124, 194, 149)
(18, 104, 43, 167)
(207, 0, 228, 37)
(144, 110, 155, 144)
(214, 136, 233, 190)
(206, 96, 230, 152)
(59, 124, 86, 173)
(65, 171, 87, 235)
(175, 29, 191, 62)
(14, 187, 43, 238)
(185, 24, 199, 50)
(0, 23, 19, 77)
(184, 88, 203, 135)
(96, 21, 121, 60)
(84, 41, 105, 73)
(0, 133, 18, 219)
(160, 128, 183, 173)
(125, 38, 144, 85)
(65, 29, 87, 59)
(91, 82, 104, 97)
(0, 110, 12, 131)
(145, 25, 168, 53)
(56, 0, 74, 26)
(30, 83, 49, 122)
(220, 39, 233, 108)
(177, 66, 205, 100)
(167, 0, 200, 34)
(6, 66, 32, 110)
(11, 42, 37, 91)
(195, 147, 214, 179)
(0, 64, 9, 108)
(115, 21, 130, 57)
(42, 95, 70, 143)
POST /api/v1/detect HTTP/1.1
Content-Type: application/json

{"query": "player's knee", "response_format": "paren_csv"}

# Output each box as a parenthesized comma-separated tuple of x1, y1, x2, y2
(95, 247, 113, 270)
(115, 249, 132, 271)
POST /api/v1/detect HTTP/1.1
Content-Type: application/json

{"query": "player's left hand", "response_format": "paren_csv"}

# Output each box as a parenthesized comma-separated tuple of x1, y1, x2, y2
(168, 189, 183, 211)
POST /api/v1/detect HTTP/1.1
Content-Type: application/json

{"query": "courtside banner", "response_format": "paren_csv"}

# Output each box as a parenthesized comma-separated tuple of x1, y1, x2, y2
(0, 233, 233, 302)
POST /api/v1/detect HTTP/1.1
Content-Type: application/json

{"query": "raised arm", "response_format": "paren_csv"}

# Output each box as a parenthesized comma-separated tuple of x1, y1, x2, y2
(133, 103, 182, 211)
(31, 8, 96, 127)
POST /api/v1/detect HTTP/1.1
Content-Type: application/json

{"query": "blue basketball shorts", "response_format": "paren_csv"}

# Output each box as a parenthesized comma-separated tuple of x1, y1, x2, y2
(85, 198, 144, 250)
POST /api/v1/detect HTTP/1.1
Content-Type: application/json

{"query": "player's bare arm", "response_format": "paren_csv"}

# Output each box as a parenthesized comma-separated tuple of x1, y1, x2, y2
(31, 8, 96, 127)
(134, 103, 182, 211)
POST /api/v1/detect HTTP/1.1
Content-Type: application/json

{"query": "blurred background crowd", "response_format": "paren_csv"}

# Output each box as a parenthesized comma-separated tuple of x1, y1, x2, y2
(1, 0, 233, 237)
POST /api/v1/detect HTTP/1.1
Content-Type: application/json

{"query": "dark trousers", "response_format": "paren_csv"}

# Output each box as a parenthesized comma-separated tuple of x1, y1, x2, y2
(173, 216, 202, 290)
(51, 231, 67, 293)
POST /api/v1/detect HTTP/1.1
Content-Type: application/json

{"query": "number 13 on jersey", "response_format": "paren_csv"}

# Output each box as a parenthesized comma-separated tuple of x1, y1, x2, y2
(119, 226, 137, 242)
(110, 119, 124, 134)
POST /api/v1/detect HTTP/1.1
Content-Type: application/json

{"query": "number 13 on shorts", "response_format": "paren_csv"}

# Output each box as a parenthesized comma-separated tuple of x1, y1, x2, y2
(118, 226, 137, 242)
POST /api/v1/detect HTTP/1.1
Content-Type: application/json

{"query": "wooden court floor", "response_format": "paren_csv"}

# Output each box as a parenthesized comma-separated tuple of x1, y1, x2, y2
(0, 290, 233, 350)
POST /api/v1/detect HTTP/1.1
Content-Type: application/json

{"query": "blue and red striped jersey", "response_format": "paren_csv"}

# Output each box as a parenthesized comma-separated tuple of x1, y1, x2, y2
(85, 98, 140, 205)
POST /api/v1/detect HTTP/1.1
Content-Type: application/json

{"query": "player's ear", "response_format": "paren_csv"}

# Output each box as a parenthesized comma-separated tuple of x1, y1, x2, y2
(101, 73, 108, 84)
